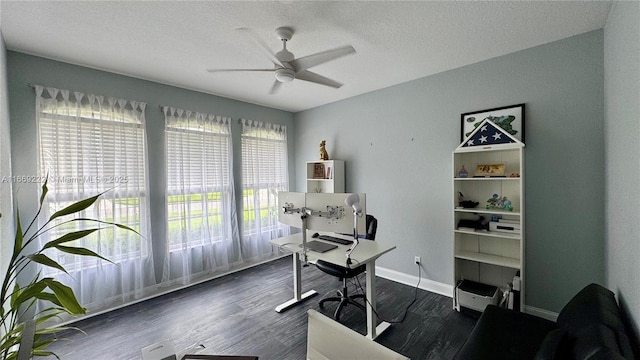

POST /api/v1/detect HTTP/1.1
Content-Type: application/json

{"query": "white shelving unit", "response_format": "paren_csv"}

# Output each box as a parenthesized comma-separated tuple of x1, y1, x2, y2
(453, 120, 525, 312)
(306, 160, 344, 193)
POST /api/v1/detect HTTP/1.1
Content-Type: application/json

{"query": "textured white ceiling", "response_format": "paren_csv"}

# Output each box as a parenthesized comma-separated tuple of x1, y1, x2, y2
(1, 1, 612, 112)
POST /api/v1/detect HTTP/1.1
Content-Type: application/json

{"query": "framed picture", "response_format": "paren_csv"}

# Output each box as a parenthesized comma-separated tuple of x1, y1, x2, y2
(461, 103, 525, 143)
(475, 163, 506, 177)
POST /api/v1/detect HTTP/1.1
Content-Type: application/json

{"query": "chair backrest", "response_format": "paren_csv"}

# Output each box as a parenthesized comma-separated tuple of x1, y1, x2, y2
(306, 309, 408, 360)
(365, 215, 377, 240)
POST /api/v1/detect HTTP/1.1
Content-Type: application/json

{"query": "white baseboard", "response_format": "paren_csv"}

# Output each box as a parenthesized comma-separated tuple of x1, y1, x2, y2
(375, 266, 453, 298)
(524, 305, 559, 321)
(376, 266, 559, 322)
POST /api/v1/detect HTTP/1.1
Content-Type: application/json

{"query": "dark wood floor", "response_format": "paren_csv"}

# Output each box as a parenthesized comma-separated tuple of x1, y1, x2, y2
(44, 257, 478, 359)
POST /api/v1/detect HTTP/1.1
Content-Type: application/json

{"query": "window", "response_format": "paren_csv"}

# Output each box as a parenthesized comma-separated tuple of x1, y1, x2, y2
(165, 109, 237, 252)
(36, 87, 152, 272)
(241, 119, 289, 259)
(35, 86, 156, 312)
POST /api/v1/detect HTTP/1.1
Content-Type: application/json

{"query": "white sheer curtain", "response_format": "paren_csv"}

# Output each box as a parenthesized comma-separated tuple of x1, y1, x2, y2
(241, 119, 290, 260)
(163, 107, 240, 286)
(35, 85, 156, 313)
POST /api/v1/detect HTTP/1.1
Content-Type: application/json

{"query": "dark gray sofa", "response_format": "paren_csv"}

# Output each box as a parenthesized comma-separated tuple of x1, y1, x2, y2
(455, 283, 635, 359)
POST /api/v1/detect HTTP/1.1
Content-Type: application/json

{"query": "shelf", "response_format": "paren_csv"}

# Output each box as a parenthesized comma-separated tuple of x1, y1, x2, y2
(455, 208, 521, 216)
(306, 160, 344, 193)
(454, 177, 520, 181)
(454, 143, 523, 153)
(455, 250, 521, 269)
(454, 229, 521, 240)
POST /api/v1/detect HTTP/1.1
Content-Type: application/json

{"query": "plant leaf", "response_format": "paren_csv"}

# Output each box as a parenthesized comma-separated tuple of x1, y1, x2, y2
(33, 309, 64, 326)
(74, 218, 142, 237)
(11, 280, 48, 310)
(35, 327, 67, 335)
(33, 339, 55, 350)
(34, 292, 63, 308)
(13, 208, 24, 257)
(42, 279, 86, 315)
(26, 254, 68, 274)
(32, 350, 58, 359)
(55, 245, 113, 264)
(42, 229, 99, 250)
(10, 282, 20, 309)
(40, 177, 49, 206)
(0, 336, 20, 356)
(114, 222, 141, 236)
(49, 193, 102, 221)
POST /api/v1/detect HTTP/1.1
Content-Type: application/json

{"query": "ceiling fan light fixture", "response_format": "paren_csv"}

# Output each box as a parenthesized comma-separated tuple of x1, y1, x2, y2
(275, 68, 295, 83)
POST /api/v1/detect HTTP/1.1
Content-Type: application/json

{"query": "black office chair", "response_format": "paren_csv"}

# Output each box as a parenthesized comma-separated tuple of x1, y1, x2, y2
(316, 214, 377, 321)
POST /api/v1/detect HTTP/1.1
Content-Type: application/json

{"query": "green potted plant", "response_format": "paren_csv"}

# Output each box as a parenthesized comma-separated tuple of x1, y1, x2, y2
(0, 179, 138, 359)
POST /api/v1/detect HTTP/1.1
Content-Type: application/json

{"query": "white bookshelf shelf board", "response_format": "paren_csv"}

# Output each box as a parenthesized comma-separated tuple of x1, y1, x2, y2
(454, 229, 521, 240)
(454, 208, 522, 216)
(454, 250, 521, 269)
(454, 177, 521, 181)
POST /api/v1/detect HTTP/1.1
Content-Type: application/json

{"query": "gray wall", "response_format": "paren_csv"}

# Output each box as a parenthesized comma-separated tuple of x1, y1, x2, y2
(0, 23, 15, 284)
(294, 30, 605, 313)
(604, 1, 640, 343)
(7, 52, 296, 283)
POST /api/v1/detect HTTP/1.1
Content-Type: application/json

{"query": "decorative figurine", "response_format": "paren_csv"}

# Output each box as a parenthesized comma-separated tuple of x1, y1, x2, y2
(319, 140, 329, 160)
(486, 193, 513, 211)
(458, 165, 469, 178)
(458, 191, 479, 208)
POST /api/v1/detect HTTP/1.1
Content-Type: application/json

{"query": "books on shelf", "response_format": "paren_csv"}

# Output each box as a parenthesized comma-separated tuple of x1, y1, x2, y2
(313, 163, 325, 179)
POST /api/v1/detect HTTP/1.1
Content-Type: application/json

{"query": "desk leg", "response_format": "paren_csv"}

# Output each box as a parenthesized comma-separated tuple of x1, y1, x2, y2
(274, 252, 317, 313)
(365, 261, 391, 340)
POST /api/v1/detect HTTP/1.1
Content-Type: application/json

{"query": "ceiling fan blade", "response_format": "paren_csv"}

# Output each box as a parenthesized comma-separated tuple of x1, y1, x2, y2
(207, 68, 274, 73)
(236, 27, 284, 67)
(269, 80, 282, 95)
(290, 45, 356, 73)
(295, 70, 343, 89)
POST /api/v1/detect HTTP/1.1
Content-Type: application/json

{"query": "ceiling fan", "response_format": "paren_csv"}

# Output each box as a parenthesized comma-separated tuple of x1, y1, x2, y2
(207, 27, 356, 94)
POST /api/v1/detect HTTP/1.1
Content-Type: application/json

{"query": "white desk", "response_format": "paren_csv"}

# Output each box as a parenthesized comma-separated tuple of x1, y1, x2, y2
(269, 231, 396, 340)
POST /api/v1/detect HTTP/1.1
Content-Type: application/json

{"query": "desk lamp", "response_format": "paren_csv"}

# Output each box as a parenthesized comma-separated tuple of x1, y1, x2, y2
(344, 193, 363, 265)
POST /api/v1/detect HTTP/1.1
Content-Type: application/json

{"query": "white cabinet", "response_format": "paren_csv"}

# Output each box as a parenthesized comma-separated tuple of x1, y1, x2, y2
(453, 121, 524, 312)
(306, 160, 344, 193)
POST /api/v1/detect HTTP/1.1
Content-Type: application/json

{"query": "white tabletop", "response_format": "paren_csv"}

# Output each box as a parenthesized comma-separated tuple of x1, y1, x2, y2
(270, 231, 396, 268)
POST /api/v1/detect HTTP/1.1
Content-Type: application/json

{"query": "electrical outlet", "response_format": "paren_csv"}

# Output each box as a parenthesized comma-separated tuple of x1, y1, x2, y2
(414, 256, 421, 265)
